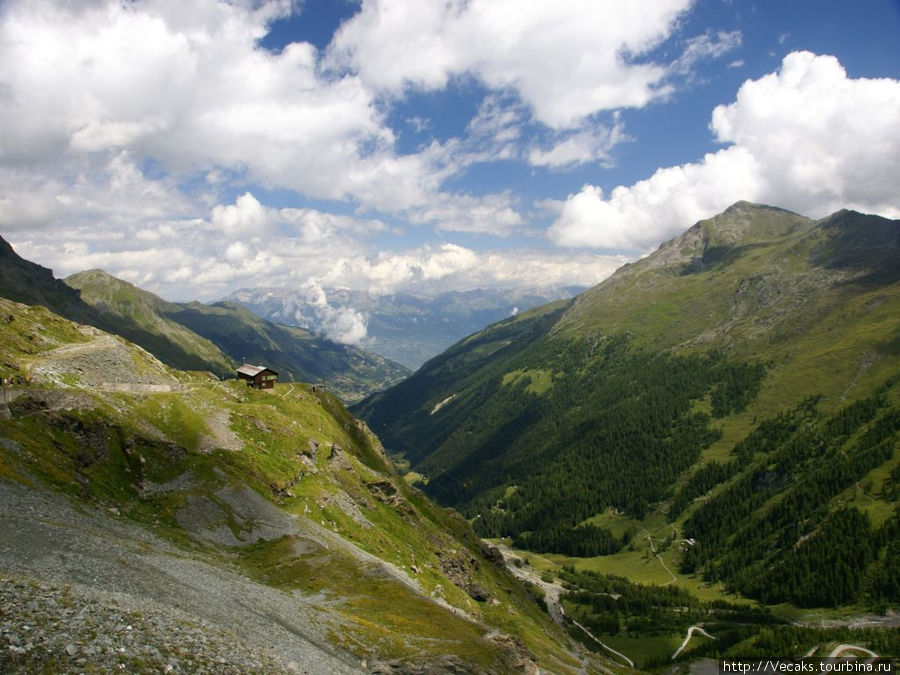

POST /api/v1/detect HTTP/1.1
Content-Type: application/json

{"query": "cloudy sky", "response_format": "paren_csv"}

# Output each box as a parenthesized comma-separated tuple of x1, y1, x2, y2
(1, 0, 898, 312)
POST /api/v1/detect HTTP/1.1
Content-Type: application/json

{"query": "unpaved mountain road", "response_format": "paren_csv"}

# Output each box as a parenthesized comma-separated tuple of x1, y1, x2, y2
(26, 330, 179, 389)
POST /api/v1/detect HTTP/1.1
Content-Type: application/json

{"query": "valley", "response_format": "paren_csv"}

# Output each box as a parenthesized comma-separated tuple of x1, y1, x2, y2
(1, 202, 897, 672)
(354, 203, 900, 666)
(227, 286, 586, 370)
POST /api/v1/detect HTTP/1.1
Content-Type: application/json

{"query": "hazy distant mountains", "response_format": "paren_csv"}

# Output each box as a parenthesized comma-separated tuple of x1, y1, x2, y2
(227, 285, 586, 369)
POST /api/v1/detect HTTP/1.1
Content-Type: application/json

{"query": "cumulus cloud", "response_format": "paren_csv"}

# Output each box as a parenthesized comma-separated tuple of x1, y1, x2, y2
(328, 0, 692, 129)
(211, 193, 273, 237)
(288, 281, 370, 345)
(549, 52, 900, 250)
(0, 0, 397, 205)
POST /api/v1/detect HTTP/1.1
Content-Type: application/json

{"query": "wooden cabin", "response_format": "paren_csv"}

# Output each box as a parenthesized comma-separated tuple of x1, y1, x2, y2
(236, 364, 278, 389)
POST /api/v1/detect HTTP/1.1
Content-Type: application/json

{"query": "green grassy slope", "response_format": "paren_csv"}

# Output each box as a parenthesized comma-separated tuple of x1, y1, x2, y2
(169, 300, 410, 402)
(62, 268, 410, 402)
(66, 269, 236, 377)
(353, 203, 899, 618)
(0, 294, 595, 673)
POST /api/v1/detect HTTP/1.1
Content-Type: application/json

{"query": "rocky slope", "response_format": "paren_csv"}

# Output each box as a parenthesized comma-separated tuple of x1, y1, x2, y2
(0, 295, 603, 674)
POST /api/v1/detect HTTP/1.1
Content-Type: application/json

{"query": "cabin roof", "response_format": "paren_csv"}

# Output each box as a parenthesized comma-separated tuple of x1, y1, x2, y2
(236, 364, 277, 377)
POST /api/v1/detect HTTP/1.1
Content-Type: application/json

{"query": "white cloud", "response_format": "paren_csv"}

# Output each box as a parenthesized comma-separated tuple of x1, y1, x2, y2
(287, 281, 370, 345)
(328, 0, 693, 129)
(670, 30, 742, 76)
(211, 193, 272, 237)
(410, 192, 523, 236)
(0, 152, 191, 230)
(313, 244, 626, 295)
(710, 51, 900, 215)
(549, 52, 900, 249)
(0, 0, 399, 206)
(528, 117, 628, 169)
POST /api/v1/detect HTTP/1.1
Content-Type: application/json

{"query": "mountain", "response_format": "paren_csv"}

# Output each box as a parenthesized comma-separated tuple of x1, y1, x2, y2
(0, 238, 408, 402)
(228, 286, 586, 369)
(65, 268, 410, 402)
(353, 203, 899, 623)
(0, 235, 102, 326)
(65, 269, 236, 377)
(161, 299, 410, 402)
(0, 295, 599, 673)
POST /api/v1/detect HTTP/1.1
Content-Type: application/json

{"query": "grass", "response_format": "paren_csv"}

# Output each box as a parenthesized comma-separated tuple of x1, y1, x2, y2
(501, 368, 557, 395)
(0, 358, 582, 671)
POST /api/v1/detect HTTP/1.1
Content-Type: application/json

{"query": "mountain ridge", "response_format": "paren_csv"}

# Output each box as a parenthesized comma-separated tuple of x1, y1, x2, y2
(0, 293, 595, 673)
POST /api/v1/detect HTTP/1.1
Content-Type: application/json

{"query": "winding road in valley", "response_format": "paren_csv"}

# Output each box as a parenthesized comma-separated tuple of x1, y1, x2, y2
(672, 625, 716, 660)
(828, 644, 878, 658)
(494, 543, 636, 669)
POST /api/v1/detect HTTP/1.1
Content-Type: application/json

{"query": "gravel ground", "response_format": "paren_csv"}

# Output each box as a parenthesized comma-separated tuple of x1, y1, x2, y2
(0, 479, 364, 674)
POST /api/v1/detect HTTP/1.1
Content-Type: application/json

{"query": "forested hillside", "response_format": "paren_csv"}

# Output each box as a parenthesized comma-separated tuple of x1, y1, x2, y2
(354, 202, 900, 611)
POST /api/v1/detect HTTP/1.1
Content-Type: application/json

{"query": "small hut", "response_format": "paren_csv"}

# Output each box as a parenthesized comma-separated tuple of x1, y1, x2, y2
(236, 364, 278, 390)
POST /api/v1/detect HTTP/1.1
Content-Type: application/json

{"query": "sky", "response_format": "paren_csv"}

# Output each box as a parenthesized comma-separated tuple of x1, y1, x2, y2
(0, 0, 898, 343)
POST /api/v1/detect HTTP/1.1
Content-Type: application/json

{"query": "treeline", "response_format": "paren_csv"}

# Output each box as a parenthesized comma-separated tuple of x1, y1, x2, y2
(420, 335, 767, 555)
(681, 384, 900, 607)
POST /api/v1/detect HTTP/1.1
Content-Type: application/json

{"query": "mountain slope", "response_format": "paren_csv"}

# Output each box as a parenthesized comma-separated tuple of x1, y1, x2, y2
(62, 269, 410, 402)
(166, 299, 410, 402)
(0, 236, 103, 326)
(0, 295, 595, 673)
(353, 202, 899, 611)
(229, 286, 586, 369)
(65, 269, 236, 377)
(0, 239, 408, 402)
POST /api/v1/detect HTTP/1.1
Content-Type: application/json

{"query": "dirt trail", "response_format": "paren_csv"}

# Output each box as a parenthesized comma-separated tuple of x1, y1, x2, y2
(641, 527, 678, 585)
(26, 331, 178, 389)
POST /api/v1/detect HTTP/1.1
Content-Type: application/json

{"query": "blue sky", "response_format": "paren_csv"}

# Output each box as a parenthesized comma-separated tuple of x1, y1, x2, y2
(0, 0, 898, 343)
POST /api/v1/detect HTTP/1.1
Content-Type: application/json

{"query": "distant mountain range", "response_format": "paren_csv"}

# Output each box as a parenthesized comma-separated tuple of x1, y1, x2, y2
(354, 202, 900, 612)
(227, 285, 586, 369)
(0, 238, 408, 401)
